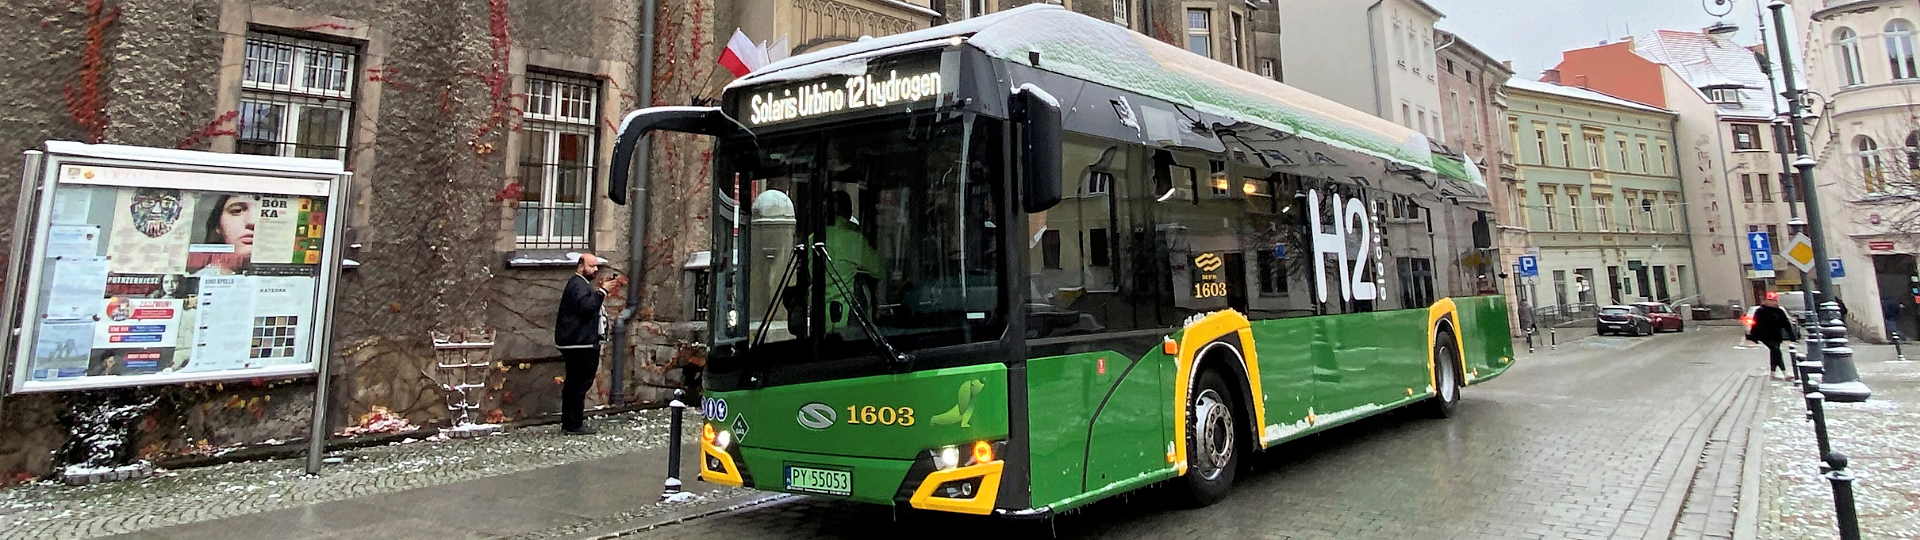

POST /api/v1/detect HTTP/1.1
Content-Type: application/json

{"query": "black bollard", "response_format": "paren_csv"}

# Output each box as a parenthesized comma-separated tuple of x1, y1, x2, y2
(1894, 330, 1908, 362)
(1550, 328, 1557, 351)
(662, 389, 685, 501)
(1808, 392, 1833, 473)
(1824, 452, 1862, 540)
(1525, 326, 1535, 354)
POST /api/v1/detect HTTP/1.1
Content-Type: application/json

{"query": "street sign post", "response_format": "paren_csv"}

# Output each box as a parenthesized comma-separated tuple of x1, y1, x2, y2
(1518, 255, 1538, 278)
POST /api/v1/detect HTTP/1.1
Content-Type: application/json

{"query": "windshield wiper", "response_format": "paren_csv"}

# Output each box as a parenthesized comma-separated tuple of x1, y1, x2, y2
(811, 241, 914, 372)
(750, 242, 807, 348)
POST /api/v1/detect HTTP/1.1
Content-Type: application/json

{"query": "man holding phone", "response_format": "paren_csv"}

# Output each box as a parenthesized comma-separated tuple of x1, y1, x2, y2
(556, 252, 625, 434)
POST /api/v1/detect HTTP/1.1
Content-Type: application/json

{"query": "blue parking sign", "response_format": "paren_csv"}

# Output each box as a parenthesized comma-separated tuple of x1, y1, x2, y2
(1830, 258, 1845, 278)
(1748, 231, 1774, 272)
(1517, 255, 1538, 278)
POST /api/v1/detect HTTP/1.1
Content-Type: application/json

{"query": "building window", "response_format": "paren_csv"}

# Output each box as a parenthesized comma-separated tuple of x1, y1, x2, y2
(1088, 170, 1112, 195)
(1658, 142, 1671, 174)
(1088, 228, 1111, 267)
(1766, 225, 1780, 251)
(1837, 27, 1866, 86)
(1638, 141, 1650, 172)
(1112, 0, 1128, 26)
(1595, 196, 1612, 231)
(1208, 160, 1229, 197)
(1466, 99, 1479, 139)
(1259, 58, 1277, 79)
(1622, 189, 1639, 231)
(1782, 172, 1798, 203)
(1907, 131, 1920, 170)
(1510, 185, 1527, 228)
(1708, 88, 1740, 104)
(1889, 20, 1917, 80)
(1534, 126, 1548, 165)
(516, 72, 601, 248)
(1758, 173, 1774, 202)
(1666, 195, 1680, 232)
(1732, 124, 1762, 151)
(1040, 229, 1062, 269)
(1185, 9, 1212, 58)
(1559, 128, 1573, 168)
(1565, 188, 1581, 231)
(1741, 173, 1754, 202)
(1585, 133, 1603, 170)
(1540, 186, 1558, 230)
(1418, 110, 1428, 135)
(238, 33, 356, 160)
(1857, 135, 1885, 193)
(1230, 12, 1245, 68)
(1258, 243, 1288, 295)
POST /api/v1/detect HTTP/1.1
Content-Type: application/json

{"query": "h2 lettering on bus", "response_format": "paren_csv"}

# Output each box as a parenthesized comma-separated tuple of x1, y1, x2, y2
(1307, 189, 1377, 303)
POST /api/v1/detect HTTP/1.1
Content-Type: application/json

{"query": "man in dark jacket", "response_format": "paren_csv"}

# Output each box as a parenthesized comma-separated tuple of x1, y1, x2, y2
(556, 253, 612, 434)
(1750, 293, 1795, 380)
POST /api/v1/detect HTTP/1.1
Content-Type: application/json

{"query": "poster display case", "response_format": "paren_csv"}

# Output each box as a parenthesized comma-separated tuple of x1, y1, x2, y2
(6, 142, 349, 393)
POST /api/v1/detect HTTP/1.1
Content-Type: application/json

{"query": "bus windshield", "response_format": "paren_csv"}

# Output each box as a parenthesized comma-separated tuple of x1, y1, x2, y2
(710, 112, 1006, 379)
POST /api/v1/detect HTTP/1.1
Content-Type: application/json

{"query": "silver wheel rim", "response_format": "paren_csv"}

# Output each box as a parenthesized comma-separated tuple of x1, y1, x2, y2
(1439, 349, 1458, 403)
(1194, 389, 1233, 481)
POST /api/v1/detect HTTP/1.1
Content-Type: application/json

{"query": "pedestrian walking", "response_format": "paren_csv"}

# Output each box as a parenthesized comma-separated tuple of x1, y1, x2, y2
(556, 252, 621, 435)
(1749, 293, 1796, 380)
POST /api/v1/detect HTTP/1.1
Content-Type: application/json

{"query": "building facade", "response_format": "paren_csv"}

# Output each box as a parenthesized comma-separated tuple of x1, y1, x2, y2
(0, 0, 935, 483)
(1551, 31, 1799, 314)
(1280, 0, 1446, 139)
(1507, 79, 1697, 319)
(1789, 0, 1920, 341)
(1436, 30, 1521, 332)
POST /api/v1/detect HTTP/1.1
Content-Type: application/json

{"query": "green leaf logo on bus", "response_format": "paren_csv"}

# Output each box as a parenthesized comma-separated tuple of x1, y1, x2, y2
(931, 379, 986, 428)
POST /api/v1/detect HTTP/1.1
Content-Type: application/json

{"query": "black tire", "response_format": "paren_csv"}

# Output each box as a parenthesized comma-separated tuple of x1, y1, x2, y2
(1422, 331, 1461, 419)
(1174, 369, 1240, 507)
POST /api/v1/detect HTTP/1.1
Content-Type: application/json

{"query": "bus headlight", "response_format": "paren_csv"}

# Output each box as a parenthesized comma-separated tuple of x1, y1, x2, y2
(714, 429, 733, 450)
(933, 445, 960, 470)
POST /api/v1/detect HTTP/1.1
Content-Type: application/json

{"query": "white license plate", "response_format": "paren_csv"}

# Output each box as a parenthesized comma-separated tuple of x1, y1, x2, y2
(785, 465, 851, 496)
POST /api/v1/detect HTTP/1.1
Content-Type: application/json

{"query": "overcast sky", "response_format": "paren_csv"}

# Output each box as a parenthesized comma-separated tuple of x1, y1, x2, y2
(1428, 0, 1778, 81)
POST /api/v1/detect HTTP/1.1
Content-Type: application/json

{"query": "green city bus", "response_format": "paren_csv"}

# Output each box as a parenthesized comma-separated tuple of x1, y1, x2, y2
(609, 4, 1513, 517)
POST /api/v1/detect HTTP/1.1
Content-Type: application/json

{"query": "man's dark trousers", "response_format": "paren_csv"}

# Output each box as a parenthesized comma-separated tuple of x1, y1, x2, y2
(560, 346, 600, 430)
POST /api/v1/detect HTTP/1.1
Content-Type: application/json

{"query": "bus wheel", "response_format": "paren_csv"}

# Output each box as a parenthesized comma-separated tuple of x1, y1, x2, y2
(1423, 331, 1461, 419)
(1176, 369, 1239, 506)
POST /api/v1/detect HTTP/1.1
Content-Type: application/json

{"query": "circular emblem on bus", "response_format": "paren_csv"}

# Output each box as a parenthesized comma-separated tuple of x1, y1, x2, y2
(796, 403, 836, 430)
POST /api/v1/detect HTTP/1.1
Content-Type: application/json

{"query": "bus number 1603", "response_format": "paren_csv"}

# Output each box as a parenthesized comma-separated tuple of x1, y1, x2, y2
(846, 405, 915, 426)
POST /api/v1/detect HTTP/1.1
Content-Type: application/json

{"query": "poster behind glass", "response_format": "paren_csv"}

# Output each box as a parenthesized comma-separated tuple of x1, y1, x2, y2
(20, 165, 329, 388)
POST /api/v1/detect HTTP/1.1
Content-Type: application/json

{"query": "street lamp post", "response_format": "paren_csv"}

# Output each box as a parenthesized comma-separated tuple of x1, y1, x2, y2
(1768, 1, 1870, 403)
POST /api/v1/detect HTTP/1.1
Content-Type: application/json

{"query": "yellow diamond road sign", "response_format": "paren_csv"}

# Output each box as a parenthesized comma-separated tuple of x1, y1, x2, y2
(1783, 233, 1818, 272)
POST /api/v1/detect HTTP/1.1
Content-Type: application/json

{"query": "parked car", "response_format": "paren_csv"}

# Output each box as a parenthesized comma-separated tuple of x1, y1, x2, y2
(1597, 305, 1655, 336)
(1631, 301, 1685, 332)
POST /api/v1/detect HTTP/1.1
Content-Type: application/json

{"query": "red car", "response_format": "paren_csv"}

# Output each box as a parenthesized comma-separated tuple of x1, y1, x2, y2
(1631, 302, 1685, 332)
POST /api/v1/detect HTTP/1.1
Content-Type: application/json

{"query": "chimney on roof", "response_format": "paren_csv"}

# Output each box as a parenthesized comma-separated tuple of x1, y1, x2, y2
(1503, 60, 1513, 69)
(1574, 74, 1590, 88)
(1542, 69, 1561, 84)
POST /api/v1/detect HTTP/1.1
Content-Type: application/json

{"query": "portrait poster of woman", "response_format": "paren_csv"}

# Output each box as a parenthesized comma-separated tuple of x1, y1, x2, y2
(187, 193, 254, 276)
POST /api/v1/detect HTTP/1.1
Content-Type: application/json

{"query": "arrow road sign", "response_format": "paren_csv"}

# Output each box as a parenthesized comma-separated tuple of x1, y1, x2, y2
(1518, 255, 1539, 278)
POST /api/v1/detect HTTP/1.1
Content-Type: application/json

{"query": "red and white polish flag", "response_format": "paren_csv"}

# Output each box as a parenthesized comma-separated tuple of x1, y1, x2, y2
(719, 29, 768, 77)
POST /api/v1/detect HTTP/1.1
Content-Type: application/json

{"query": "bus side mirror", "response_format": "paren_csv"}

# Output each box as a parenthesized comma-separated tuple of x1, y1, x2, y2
(1014, 86, 1063, 213)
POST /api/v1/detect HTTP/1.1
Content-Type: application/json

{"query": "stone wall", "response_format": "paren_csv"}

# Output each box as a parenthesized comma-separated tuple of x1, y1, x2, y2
(0, 0, 714, 484)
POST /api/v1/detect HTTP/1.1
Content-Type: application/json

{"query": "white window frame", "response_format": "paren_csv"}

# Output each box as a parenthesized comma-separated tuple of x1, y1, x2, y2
(1230, 12, 1245, 68)
(1540, 186, 1558, 230)
(1088, 170, 1113, 196)
(1186, 9, 1212, 58)
(237, 33, 357, 161)
(1595, 196, 1612, 231)
(1888, 20, 1917, 80)
(1838, 28, 1867, 86)
(1857, 135, 1886, 193)
(1259, 58, 1276, 79)
(1565, 188, 1582, 232)
(517, 73, 602, 246)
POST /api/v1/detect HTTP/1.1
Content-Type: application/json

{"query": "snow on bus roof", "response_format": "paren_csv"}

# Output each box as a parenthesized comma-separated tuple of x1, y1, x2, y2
(731, 5, 1441, 174)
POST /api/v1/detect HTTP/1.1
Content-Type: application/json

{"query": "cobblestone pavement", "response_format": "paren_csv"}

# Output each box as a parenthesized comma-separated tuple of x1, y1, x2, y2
(0, 408, 713, 540)
(1760, 342, 1920, 539)
(620, 326, 1768, 540)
